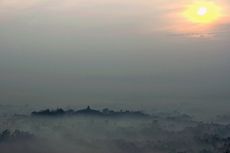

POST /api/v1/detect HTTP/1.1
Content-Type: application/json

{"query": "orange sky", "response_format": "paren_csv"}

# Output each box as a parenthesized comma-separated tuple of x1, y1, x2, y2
(1, 0, 230, 37)
(158, 0, 230, 37)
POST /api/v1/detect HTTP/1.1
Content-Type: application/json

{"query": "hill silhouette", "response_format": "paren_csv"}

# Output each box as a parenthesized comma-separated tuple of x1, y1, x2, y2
(31, 106, 149, 118)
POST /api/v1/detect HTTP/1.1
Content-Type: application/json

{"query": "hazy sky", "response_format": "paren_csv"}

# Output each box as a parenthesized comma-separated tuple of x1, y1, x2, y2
(0, 0, 230, 112)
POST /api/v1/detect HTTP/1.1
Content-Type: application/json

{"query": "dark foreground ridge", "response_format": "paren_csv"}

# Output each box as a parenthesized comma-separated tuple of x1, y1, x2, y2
(0, 130, 34, 143)
(31, 106, 150, 118)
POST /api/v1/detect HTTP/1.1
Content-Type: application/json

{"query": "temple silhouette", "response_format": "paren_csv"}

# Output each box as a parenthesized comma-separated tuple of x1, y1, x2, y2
(31, 106, 149, 118)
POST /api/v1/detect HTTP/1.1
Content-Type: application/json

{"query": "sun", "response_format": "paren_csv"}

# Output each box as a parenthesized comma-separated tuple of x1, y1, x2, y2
(197, 7, 208, 16)
(183, 1, 222, 24)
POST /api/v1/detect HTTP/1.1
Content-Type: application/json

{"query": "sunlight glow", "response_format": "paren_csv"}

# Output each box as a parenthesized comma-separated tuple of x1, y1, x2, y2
(197, 7, 208, 16)
(183, 1, 222, 24)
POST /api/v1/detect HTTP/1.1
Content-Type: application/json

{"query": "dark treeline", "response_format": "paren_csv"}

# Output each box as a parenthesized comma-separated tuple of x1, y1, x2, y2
(31, 106, 149, 118)
(0, 130, 34, 143)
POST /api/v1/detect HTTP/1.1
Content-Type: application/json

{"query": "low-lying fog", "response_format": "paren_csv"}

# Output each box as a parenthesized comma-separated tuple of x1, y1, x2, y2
(1, 105, 230, 153)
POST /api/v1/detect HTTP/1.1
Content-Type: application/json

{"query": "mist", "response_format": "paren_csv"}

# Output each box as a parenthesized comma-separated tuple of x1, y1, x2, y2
(0, 0, 230, 116)
(1, 106, 230, 153)
(1, 0, 230, 152)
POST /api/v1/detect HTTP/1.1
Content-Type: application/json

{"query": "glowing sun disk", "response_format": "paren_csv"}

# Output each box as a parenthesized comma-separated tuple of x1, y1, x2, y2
(197, 7, 208, 16)
(183, 1, 222, 24)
